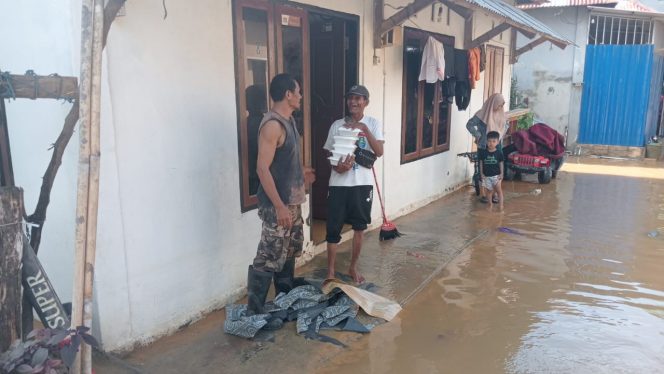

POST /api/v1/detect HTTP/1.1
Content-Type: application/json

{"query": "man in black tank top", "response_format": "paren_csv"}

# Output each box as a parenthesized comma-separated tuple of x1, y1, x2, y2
(246, 74, 315, 330)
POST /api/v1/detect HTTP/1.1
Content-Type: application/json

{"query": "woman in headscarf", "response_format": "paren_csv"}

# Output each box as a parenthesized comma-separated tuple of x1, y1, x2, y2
(466, 93, 508, 149)
(466, 93, 509, 203)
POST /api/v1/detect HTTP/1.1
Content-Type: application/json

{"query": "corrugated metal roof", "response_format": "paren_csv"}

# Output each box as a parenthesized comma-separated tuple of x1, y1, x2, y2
(461, 0, 575, 45)
(519, 0, 654, 12)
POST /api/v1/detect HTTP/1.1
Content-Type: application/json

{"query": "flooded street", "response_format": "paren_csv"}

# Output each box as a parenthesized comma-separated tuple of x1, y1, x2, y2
(318, 158, 664, 374)
(95, 158, 664, 374)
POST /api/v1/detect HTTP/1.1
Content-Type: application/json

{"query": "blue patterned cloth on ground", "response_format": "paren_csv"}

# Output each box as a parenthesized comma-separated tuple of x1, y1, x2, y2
(224, 283, 378, 340)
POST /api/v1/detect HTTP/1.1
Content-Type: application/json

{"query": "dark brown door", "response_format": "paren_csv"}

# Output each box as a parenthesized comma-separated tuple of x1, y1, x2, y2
(310, 14, 347, 220)
(484, 45, 504, 101)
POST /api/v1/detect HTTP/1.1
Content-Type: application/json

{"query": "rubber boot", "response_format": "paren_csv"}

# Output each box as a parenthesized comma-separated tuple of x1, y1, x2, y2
(273, 258, 295, 295)
(273, 258, 308, 295)
(247, 265, 283, 331)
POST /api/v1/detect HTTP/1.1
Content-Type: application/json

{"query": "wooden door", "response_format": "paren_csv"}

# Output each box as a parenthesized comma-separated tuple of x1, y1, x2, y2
(484, 45, 504, 100)
(309, 14, 346, 220)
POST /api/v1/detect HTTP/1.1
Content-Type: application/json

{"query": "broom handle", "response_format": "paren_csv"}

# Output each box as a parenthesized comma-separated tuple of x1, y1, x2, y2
(371, 167, 388, 224)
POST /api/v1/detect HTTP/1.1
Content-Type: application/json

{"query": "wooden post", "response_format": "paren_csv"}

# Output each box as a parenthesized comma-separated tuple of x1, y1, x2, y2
(0, 187, 23, 351)
(0, 99, 14, 187)
(510, 28, 517, 64)
(374, 0, 384, 49)
(464, 14, 473, 50)
(71, 0, 103, 372)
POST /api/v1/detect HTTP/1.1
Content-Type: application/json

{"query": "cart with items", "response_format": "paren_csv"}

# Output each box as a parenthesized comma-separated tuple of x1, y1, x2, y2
(502, 123, 566, 184)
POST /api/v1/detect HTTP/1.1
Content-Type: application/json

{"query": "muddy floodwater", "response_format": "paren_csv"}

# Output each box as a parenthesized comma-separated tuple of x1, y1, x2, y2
(318, 159, 664, 374)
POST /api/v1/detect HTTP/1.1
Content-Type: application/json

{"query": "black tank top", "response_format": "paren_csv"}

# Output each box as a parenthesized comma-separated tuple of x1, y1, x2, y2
(256, 111, 305, 207)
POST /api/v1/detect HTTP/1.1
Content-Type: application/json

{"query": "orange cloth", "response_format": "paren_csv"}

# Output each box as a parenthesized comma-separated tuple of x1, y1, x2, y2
(468, 48, 481, 89)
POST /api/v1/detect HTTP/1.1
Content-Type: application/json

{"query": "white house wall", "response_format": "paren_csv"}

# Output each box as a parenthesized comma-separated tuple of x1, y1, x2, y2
(652, 20, 664, 52)
(2, 0, 513, 351)
(514, 7, 588, 146)
(93, 0, 269, 350)
(381, 1, 514, 218)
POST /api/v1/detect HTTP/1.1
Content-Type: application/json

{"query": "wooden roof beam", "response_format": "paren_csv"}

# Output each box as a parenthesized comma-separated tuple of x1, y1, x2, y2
(467, 22, 510, 49)
(103, 0, 127, 46)
(445, 0, 569, 49)
(0, 73, 78, 101)
(515, 27, 536, 39)
(375, 0, 436, 48)
(514, 36, 548, 59)
(439, 0, 472, 19)
(546, 36, 568, 50)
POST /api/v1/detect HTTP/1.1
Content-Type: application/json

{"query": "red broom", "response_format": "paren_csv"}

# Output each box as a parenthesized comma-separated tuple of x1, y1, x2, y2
(372, 167, 402, 240)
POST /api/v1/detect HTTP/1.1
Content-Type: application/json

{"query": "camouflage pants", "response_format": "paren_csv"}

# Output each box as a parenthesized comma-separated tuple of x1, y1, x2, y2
(253, 205, 304, 273)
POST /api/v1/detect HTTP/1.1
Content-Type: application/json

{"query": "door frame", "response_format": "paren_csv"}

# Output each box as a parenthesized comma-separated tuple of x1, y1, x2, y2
(232, 0, 361, 245)
(294, 3, 360, 243)
(275, 4, 311, 167)
(232, 0, 315, 211)
(232, 0, 276, 211)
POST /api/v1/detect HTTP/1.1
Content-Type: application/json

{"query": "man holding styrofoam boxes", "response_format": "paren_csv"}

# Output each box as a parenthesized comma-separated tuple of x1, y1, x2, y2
(323, 85, 384, 285)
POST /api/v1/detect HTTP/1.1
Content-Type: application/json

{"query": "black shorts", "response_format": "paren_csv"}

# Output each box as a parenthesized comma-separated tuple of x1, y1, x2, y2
(326, 186, 373, 243)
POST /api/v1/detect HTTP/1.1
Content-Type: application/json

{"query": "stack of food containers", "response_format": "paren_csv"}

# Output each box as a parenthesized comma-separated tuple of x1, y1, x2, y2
(328, 127, 361, 166)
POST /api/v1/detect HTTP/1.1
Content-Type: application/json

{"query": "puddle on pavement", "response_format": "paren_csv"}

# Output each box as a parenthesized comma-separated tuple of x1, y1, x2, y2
(317, 159, 664, 374)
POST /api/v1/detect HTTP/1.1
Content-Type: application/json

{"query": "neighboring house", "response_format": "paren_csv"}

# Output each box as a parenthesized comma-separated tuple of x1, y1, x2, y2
(514, 0, 664, 153)
(0, 0, 570, 351)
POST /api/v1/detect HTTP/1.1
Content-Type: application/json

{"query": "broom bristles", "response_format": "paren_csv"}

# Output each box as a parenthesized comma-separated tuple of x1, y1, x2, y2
(379, 222, 402, 241)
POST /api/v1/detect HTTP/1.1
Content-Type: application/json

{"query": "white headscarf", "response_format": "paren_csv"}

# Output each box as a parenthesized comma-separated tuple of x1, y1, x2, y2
(474, 93, 507, 137)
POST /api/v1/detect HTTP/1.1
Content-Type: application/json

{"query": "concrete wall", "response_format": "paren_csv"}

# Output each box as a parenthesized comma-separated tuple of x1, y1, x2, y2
(653, 20, 664, 53)
(513, 7, 588, 146)
(2, 0, 513, 351)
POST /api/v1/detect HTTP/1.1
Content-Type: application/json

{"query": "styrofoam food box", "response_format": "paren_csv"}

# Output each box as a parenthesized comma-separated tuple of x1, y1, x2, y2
(333, 135, 358, 146)
(338, 127, 361, 137)
(333, 144, 357, 154)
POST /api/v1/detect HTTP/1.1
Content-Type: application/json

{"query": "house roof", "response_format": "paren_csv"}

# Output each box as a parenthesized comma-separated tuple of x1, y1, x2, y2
(377, 0, 575, 50)
(459, 0, 575, 46)
(518, 0, 654, 12)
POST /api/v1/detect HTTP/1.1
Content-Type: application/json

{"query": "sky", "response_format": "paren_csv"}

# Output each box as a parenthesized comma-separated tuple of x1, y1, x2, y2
(639, 0, 664, 11)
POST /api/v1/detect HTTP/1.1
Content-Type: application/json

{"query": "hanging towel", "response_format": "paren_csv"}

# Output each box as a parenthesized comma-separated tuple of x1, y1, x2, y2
(444, 43, 455, 77)
(454, 48, 469, 81)
(454, 48, 471, 111)
(419, 36, 446, 83)
(468, 48, 481, 89)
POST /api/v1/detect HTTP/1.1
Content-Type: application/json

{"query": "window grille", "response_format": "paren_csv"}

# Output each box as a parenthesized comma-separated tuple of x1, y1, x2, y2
(588, 14, 653, 45)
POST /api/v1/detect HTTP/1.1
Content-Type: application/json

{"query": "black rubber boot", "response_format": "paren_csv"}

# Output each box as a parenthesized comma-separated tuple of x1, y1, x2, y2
(273, 258, 309, 295)
(247, 265, 283, 331)
(273, 258, 295, 295)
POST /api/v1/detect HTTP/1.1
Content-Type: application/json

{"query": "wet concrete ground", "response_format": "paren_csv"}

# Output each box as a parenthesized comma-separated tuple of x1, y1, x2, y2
(96, 157, 664, 373)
